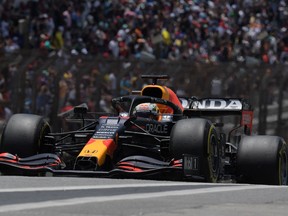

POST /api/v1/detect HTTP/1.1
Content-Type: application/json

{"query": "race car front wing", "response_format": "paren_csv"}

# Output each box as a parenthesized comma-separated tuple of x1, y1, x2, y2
(0, 153, 203, 181)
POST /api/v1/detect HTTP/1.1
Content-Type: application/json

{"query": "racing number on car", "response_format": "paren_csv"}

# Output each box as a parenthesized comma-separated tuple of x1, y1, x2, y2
(84, 149, 98, 154)
(183, 155, 199, 176)
(185, 157, 192, 168)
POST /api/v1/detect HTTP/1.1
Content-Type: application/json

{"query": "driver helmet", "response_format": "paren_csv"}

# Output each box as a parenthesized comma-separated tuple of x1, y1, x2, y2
(134, 103, 159, 120)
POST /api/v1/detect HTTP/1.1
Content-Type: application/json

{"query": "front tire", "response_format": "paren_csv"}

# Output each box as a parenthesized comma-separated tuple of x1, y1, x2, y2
(0, 114, 51, 158)
(237, 135, 287, 185)
(170, 118, 221, 182)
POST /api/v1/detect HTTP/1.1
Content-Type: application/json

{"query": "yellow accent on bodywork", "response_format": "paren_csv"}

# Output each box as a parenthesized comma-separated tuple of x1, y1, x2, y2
(78, 139, 108, 166)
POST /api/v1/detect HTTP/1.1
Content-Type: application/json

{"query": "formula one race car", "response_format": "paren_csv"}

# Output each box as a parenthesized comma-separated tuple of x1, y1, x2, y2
(0, 75, 287, 185)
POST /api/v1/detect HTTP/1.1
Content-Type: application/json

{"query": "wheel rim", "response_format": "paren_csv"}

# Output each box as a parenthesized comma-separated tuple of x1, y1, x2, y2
(211, 135, 219, 173)
(207, 133, 220, 182)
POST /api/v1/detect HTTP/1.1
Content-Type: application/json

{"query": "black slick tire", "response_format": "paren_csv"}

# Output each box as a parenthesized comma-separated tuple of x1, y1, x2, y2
(237, 135, 287, 185)
(170, 118, 220, 182)
(0, 114, 51, 158)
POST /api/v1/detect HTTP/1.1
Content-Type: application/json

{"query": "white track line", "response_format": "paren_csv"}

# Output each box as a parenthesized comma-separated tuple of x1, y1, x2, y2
(0, 182, 246, 193)
(0, 184, 280, 213)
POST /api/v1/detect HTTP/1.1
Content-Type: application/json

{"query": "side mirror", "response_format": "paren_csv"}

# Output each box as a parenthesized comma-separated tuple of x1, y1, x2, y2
(74, 106, 88, 114)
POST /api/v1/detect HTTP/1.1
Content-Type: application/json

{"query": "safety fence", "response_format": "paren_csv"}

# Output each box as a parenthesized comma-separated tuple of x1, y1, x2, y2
(1, 50, 288, 138)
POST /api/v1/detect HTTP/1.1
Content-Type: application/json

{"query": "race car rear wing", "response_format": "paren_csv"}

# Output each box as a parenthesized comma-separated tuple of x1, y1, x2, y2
(180, 98, 252, 114)
(181, 98, 253, 134)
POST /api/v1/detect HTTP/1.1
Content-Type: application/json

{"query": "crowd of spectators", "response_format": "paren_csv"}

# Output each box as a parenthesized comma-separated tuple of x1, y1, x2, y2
(0, 0, 288, 64)
(0, 0, 288, 123)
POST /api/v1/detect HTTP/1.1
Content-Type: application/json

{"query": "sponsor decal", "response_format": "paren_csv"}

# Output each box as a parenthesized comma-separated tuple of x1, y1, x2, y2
(192, 99, 242, 110)
(93, 124, 119, 139)
(180, 98, 189, 109)
(145, 124, 168, 134)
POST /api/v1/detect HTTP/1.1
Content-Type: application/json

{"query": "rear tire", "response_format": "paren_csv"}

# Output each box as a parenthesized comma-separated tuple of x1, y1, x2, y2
(237, 135, 287, 185)
(0, 114, 51, 158)
(170, 118, 221, 182)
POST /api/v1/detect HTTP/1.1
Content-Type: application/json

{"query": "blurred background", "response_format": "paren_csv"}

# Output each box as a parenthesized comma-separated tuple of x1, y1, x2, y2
(0, 0, 288, 138)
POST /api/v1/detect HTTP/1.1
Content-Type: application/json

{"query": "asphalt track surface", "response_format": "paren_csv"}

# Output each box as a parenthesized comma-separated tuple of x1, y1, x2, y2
(0, 176, 288, 216)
